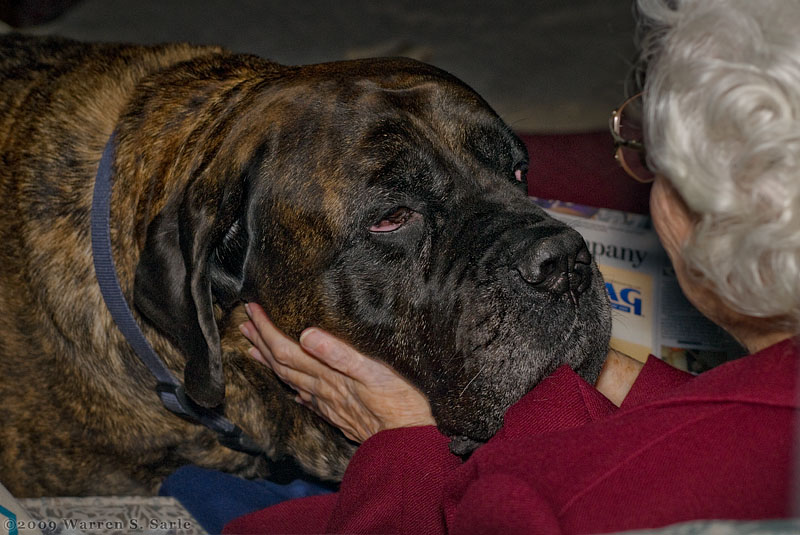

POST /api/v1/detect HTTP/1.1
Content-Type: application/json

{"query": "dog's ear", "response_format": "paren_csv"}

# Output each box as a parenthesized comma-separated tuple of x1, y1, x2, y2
(133, 160, 254, 408)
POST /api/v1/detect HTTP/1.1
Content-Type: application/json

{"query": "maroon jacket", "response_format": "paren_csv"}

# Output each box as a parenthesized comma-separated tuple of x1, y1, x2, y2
(224, 338, 799, 534)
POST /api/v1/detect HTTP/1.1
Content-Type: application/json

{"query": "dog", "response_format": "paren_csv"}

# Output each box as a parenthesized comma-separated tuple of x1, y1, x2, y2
(0, 34, 611, 497)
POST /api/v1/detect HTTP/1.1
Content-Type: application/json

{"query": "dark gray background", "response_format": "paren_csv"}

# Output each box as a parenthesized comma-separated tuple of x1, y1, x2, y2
(2, 0, 638, 132)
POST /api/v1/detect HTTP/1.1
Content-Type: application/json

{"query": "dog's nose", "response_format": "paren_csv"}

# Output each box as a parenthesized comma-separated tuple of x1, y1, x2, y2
(516, 231, 592, 296)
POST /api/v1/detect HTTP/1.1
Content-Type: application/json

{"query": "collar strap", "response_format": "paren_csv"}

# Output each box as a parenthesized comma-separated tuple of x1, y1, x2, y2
(90, 132, 264, 457)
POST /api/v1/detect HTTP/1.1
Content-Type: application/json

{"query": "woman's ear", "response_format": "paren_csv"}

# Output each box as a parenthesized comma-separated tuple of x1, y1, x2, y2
(650, 176, 695, 267)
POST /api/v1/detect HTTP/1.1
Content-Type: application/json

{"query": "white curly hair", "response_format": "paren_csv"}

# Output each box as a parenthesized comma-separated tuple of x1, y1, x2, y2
(636, 0, 800, 331)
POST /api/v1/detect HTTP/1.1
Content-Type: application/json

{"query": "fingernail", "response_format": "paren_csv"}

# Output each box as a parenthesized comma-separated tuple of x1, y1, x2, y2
(244, 303, 251, 316)
(239, 323, 250, 338)
(248, 347, 265, 364)
(299, 329, 322, 352)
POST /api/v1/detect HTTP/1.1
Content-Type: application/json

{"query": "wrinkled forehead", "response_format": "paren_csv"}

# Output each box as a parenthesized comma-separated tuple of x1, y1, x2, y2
(289, 60, 520, 151)
(255, 61, 527, 229)
(343, 72, 516, 152)
(306, 69, 524, 182)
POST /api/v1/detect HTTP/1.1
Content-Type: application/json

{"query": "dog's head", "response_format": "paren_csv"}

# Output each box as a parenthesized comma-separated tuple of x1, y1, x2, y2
(133, 57, 611, 454)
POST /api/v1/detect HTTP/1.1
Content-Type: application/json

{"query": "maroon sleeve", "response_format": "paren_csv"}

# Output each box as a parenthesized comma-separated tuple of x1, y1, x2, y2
(327, 365, 614, 533)
(326, 425, 460, 534)
(223, 493, 337, 534)
(442, 364, 618, 533)
(224, 425, 459, 534)
(499, 364, 617, 440)
(224, 365, 625, 534)
(621, 355, 693, 409)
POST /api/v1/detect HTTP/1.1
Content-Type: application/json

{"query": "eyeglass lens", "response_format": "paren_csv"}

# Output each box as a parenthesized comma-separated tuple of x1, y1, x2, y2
(617, 97, 654, 182)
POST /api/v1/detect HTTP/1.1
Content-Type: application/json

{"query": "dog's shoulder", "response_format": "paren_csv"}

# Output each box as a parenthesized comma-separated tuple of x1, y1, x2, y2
(0, 35, 232, 129)
(1, 34, 225, 80)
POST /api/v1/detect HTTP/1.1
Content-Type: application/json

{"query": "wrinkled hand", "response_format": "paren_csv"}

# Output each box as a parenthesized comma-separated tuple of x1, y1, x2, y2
(239, 303, 435, 443)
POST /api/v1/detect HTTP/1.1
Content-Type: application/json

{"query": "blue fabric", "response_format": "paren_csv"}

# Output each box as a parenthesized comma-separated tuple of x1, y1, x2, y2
(160, 465, 334, 534)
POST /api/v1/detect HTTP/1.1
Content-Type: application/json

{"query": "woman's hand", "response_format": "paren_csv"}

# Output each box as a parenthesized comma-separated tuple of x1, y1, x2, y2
(595, 349, 645, 406)
(239, 303, 435, 443)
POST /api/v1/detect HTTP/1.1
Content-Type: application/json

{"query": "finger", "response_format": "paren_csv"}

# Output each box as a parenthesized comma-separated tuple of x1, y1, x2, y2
(239, 319, 280, 369)
(244, 303, 288, 350)
(241, 332, 301, 385)
(244, 304, 333, 378)
(253, 344, 321, 394)
(239, 321, 262, 346)
(299, 328, 376, 380)
(240, 321, 271, 363)
(302, 329, 409, 393)
(245, 343, 268, 366)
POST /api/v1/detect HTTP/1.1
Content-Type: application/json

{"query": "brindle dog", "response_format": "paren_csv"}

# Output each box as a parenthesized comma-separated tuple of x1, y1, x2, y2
(0, 34, 611, 497)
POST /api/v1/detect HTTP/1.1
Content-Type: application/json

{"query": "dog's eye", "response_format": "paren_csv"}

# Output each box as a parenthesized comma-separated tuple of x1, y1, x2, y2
(369, 207, 420, 233)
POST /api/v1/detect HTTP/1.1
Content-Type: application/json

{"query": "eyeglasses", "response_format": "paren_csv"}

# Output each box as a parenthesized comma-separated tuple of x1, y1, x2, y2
(609, 92, 655, 183)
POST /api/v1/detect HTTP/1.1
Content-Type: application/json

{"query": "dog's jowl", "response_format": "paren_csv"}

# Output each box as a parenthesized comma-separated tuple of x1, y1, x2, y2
(0, 34, 611, 496)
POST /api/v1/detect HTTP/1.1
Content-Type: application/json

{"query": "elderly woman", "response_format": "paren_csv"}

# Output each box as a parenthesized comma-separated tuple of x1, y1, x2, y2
(225, 0, 800, 532)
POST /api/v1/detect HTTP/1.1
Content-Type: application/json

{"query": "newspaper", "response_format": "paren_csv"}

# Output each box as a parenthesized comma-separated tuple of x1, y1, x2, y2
(532, 197, 746, 374)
